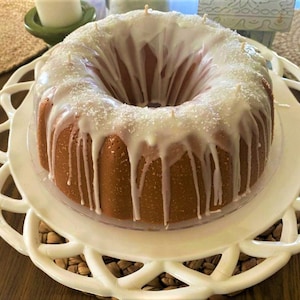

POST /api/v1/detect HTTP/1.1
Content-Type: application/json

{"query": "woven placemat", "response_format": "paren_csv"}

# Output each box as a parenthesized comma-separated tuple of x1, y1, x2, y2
(272, 9, 300, 67)
(0, 2, 298, 75)
(0, 0, 47, 75)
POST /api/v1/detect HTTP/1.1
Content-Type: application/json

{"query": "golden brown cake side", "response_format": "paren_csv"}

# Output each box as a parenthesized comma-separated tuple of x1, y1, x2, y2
(37, 82, 273, 224)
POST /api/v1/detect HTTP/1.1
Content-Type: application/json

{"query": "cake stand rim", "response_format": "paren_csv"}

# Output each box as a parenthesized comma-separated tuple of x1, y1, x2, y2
(7, 68, 300, 261)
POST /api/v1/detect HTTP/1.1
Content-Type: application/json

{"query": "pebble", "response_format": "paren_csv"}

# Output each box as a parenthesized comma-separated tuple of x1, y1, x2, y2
(106, 261, 122, 278)
(54, 258, 68, 270)
(46, 231, 65, 244)
(78, 262, 90, 276)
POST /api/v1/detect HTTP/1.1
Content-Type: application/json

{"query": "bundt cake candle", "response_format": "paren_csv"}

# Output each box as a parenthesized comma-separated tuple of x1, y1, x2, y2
(33, 9, 274, 227)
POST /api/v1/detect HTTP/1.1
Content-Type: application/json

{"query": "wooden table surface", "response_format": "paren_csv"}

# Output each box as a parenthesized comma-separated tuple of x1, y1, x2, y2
(0, 61, 300, 300)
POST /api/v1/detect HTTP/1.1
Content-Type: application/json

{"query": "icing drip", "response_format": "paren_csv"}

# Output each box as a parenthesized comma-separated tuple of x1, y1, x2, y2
(92, 137, 102, 215)
(76, 131, 84, 205)
(202, 147, 213, 216)
(34, 10, 273, 225)
(82, 132, 93, 210)
(210, 144, 222, 206)
(67, 124, 77, 186)
(184, 142, 201, 219)
(128, 148, 141, 221)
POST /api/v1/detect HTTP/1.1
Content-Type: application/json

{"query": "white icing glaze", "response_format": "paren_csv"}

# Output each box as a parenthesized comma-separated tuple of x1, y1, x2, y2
(33, 10, 273, 225)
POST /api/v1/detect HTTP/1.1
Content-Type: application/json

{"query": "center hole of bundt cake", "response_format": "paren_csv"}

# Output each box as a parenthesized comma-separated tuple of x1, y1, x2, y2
(95, 36, 214, 107)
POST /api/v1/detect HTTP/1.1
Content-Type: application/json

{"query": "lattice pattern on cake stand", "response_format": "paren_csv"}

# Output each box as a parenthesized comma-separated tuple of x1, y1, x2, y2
(0, 41, 300, 300)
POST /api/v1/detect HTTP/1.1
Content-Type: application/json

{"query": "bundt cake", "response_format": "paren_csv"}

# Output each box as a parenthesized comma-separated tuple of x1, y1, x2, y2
(33, 9, 274, 227)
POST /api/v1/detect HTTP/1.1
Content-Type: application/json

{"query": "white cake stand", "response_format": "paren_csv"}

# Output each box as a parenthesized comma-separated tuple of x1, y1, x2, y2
(1, 42, 300, 300)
